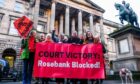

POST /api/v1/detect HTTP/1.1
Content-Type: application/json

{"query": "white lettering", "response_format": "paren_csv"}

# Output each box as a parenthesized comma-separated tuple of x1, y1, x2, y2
(38, 60, 100, 69)
(38, 60, 70, 68)
(72, 62, 100, 68)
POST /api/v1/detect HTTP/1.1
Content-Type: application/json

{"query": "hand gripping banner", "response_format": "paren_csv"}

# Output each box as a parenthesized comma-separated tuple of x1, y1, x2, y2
(33, 43, 105, 79)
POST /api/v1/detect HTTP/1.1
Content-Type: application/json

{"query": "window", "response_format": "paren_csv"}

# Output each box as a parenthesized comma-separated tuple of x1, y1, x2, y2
(0, 14, 3, 27)
(9, 19, 19, 36)
(0, 0, 5, 7)
(39, 9, 45, 17)
(37, 24, 45, 32)
(14, 2, 25, 13)
(119, 39, 129, 54)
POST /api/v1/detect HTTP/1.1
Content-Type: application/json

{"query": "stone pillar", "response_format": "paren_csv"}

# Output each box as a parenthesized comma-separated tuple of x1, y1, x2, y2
(100, 16, 105, 44)
(55, 20, 59, 35)
(78, 10, 83, 35)
(59, 15, 64, 34)
(32, 0, 40, 30)
(83, 21, 87, 33)
(50, 1, 56, 31)
(47, 9, 51, 33)
(65, 6, 70, 35)
(89, 14, 94, 35)
(71, 18, 75, 33)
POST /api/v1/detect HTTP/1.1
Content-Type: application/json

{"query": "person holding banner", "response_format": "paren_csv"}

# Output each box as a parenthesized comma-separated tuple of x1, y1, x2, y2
(51, 30, 66, 84)
(39, 33, 46, 42)
(78, 34, 85, 44)
(68, 31, 80, 44)
(84, 31, 94, 44)
(68, 31, 80, 84)
(82, 31, 106, 84)
(21, 30, 37, 84)
(63, 35, 69, 43)
(35, 33, 46, 84)
(92, 35, 106, 84)
(79, 31, 94, 84)
(52, 29, 66, 43)
(38, 33, 52, 84)
(94, 35, 107, 84)
(45, 33, 53, 43)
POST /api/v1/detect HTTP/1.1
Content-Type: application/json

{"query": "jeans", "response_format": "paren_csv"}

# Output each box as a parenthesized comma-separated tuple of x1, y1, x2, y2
(22, 52, 35, 84)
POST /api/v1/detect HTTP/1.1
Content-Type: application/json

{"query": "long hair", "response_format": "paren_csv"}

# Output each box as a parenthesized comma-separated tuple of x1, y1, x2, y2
(85, 31, 94, 42)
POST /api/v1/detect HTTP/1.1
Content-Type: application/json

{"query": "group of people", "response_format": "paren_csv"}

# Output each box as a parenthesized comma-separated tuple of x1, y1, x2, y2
(21, 29, 106, 84)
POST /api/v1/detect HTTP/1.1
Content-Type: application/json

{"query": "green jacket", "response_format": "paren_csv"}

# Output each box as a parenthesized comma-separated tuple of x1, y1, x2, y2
(20, 39, 29, 59)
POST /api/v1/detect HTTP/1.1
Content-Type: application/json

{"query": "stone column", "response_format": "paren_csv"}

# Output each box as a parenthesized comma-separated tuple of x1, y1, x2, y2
(59, 15, 64, 34)
(32, 0, 40, 30)
(71, 18, 75, 33)
(89, 14, 94, 35)
(47, 9, 51, 33)
(55, 20, 59, 35)
(50, 1, 56, 31)
(83, 21, 87, 33)
(100, 16, 105, 44)
(78, 10, 83, 35)
(65, 6, 70, 35)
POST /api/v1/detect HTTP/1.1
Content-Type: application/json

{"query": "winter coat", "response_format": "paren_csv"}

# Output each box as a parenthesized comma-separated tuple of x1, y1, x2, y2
(68, 36, 80, 44)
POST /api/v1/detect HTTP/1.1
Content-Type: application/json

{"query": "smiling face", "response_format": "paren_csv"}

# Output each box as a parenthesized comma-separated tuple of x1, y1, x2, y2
(46, 34, 52, 41)
(40, 34, 45, 42)
(30, 30, 36, 37)
(72, 31, 77, 37)
(59, 34, 64, 40)
(79, 34, 84, 39)
(87, 31, 93, 38)
(47, 36, 51, 40)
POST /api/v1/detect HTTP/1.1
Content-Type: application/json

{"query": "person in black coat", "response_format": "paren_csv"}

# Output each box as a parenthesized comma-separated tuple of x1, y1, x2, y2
(78, 34, 84, 44)
(68, 31, 80, 84)
(68, 31, 80, 44)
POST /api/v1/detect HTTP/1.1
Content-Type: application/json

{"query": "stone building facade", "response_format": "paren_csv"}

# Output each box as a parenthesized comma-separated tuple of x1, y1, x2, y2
(0, 0, 122, 73)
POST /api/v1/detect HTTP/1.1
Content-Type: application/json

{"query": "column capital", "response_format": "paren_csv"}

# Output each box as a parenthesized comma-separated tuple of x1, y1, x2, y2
(90, 14, 94, 17)
(65, 5, 70, 11)
(78, 10, 83, 13)
(65, 5, 70, 8)
(52, 0, 57, 3)
(99, 16, 103, 19)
